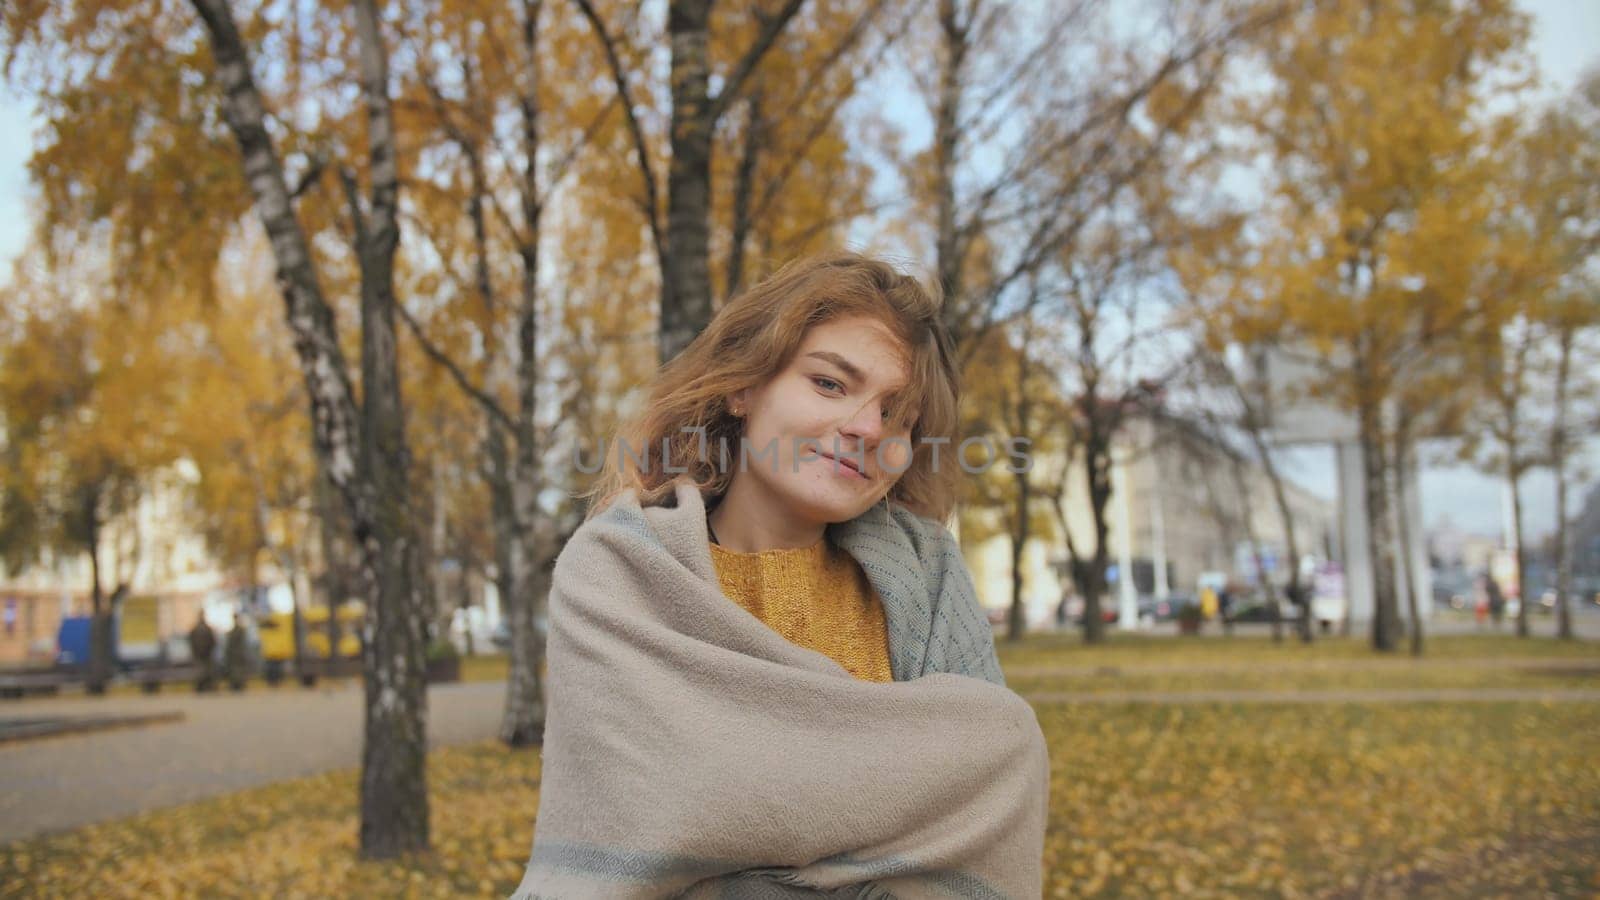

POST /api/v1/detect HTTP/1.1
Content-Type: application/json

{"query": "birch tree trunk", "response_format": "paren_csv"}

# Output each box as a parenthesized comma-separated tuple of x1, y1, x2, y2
(1358, 395, 1400, 652)
(661, 0, 716, 362)
(1224, 442, 1277, 641)
(658, 0, 807, 362)
(1082, 427, 1113, 644)
(1255, 432, 1308, 643)
(487, 423, 517, 659)
(1508, 454, 1529, 639)
(315, 468, 355, 664)
(188, 0, 430, 857)
(83, 483, 112, 694)
(350, 0, 429, 855)
(1229, 352, 1310, 644)
(1552, 321, 1576, 641)
(501, 444, 547, 747)
(1004, 312, 1040, 643)
(500, 0, 550, 747)
(725, 91, 765, 302)
(933, 0, 970, 341)
(1392, 430, 1425, 657)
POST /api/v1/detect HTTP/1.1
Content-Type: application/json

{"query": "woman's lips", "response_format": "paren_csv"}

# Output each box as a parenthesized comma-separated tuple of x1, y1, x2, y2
(819, 453, 870, 480)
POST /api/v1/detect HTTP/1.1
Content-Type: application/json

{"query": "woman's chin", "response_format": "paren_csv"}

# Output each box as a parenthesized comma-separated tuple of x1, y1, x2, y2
(780, 482, 878, 524)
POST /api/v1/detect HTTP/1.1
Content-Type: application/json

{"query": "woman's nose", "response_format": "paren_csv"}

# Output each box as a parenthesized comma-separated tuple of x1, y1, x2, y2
(840, 400, 885, 441)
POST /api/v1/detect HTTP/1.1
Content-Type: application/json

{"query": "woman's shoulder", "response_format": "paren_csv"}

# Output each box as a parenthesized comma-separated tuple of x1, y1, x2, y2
(835, 500, 1002, 686)
(831, 499, 963, 585)
(558, 482, 710, 574)
(886, 501, 959, 553)
(568, 496, 638, 541)
(556, 491, 655, 567)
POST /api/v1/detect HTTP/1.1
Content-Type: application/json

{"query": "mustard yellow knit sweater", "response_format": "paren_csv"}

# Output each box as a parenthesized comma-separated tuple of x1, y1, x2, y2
(709, 536, 894, 683)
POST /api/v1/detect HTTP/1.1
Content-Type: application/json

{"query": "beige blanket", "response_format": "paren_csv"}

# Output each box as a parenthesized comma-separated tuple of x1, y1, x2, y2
(511, 482, 1049, 899)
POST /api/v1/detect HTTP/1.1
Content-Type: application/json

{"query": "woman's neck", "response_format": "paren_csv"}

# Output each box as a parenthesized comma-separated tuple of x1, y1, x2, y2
(707, 477, 825, 552)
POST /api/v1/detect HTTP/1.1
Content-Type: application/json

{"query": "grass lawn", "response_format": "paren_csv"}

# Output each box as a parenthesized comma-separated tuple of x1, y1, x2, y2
(1033, 701, 1599, 897)
(0, 743, 539, 899)
(460, 653, 510, 684)
(2, 635, 1597, 898)
(992, 630, 1600, 669)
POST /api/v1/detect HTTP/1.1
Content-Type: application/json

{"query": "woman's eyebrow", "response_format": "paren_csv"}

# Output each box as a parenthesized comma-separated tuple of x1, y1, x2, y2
(804, 350, 865, 382)
(804, 350, 910, 393)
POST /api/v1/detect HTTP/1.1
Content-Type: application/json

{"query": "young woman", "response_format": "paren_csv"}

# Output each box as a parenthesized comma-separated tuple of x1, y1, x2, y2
(514, 252, 1049, 900)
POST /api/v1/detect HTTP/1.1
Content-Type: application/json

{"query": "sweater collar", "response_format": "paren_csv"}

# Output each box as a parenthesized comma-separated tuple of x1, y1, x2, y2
(637, 481, 933, 681)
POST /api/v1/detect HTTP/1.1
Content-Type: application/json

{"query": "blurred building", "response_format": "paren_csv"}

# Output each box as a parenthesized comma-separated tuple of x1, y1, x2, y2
(1572, 482, 1600, 580)
(1256, 344, 1442, 632)
(1, 462, 347, 665)
(2, 458, 508, 667)
(965, 415, 1338, 629)
(1427, 518, 1501, 574)
(0, 463, 226, 665)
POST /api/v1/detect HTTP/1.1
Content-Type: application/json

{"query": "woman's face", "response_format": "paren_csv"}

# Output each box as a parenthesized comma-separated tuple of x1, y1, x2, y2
(729, 314, 917, 526)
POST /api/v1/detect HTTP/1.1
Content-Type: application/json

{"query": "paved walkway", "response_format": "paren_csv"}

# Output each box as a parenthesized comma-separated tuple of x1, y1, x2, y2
(0, 680, 506, 843)
(0, 711, 185, 743)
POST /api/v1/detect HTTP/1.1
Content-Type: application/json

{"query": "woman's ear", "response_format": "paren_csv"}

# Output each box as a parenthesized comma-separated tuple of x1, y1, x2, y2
(728, 389, 749, 417)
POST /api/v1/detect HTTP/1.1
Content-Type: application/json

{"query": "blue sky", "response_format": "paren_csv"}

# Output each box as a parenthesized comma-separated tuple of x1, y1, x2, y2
(1, 1, 1595, 541)
(0, 90, 32, 277)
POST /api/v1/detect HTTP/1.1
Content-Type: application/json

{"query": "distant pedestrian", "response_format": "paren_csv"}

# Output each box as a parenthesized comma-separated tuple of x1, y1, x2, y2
(188, 614, 217, 692)
(223, 619, 250, 691)
(1485, 577, 1506, 629)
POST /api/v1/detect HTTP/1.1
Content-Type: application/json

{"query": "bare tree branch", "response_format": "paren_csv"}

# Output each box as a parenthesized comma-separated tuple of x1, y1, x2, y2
(706, 0, 810, 123)
(289, 151, 327, 200)
(395, 300, 516, 432)
(570, 0, 665, 262)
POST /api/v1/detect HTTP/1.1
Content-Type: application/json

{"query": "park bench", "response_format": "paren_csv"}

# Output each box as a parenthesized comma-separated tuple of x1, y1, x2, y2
(0, 668, 75, 699)
(289, 656, 362, 686)
(123, 663, 204, 694)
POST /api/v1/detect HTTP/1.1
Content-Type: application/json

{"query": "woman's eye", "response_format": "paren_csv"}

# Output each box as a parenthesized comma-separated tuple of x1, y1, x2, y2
(813, 376, 843, 393)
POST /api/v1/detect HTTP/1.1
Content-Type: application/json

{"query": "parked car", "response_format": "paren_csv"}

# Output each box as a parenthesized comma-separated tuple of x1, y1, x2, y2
(55, 615, 97, 668)
(1228, 600, 1302, 623)
(257, 604, 364, 684)
(1072, 605, 1119, 625)
(1058, 594, 1121, 625)
(1143, 593, 1193, 622)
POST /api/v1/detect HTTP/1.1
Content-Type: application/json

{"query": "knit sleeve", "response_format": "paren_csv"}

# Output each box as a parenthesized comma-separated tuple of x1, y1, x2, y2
(925, 524, 1007, 688)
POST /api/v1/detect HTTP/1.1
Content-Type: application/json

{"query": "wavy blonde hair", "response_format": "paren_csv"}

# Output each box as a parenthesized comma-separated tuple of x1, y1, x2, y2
(580, 251, 962, 523)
